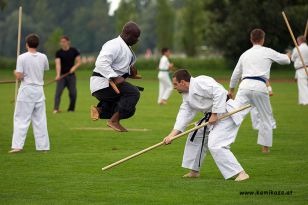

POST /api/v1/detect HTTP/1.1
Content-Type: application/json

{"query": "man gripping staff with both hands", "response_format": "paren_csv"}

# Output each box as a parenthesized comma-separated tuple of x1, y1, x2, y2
(90, 21, 141, 132)
(163, 69, 249, 181)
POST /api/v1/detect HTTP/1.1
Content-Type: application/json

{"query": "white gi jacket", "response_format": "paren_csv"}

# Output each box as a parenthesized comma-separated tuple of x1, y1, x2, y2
(291, 43, 308, 79)
(229, 45, 290, 93)
(173, 76, 228, 132)
(90, 36, 136, 93)
(16, 52, 49, 102)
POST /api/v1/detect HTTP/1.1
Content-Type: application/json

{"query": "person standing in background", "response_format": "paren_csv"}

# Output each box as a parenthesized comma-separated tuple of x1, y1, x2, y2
(158, 48, 173, 105)
(53, 36, 81, 113)
(10, 34, 50, 153)
(291, 35, 308, 105)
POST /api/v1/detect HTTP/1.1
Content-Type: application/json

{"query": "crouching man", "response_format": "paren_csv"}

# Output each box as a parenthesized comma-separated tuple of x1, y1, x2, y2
(163, 69, 249, 181)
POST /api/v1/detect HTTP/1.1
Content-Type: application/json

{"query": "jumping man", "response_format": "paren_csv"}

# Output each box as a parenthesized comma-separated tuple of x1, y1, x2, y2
(90, 21, 141, 132)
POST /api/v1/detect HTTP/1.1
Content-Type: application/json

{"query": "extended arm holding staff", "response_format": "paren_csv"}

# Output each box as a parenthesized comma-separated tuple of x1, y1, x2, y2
(101, 104, 251, 171)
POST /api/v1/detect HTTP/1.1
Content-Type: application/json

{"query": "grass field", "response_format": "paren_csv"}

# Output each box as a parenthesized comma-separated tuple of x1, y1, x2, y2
(0, 69, 307, 205)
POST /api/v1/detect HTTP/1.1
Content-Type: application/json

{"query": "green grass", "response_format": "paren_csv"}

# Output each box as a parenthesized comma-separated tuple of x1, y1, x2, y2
(0, 69, 307, 205)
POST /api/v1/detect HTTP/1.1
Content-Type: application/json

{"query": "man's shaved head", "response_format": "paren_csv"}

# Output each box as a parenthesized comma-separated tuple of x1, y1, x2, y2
(120, 21, 141, 46)
(297, 35, 307, 45)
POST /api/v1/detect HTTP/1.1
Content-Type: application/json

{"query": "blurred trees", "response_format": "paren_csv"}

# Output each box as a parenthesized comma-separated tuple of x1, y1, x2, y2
(0, 0, 307, 60)
(204, 0, 308, 59)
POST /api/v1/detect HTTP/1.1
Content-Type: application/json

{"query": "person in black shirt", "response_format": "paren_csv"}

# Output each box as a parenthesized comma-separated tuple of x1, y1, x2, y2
(53, 36, 81, 113)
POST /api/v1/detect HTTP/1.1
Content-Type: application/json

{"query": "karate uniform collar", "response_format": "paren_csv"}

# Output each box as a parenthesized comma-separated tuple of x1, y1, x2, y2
(252, 44, 262, 49)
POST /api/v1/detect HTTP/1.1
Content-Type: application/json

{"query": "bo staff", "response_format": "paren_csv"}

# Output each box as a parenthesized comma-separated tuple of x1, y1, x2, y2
(0, 80, 16, 84)
(14, 6, 22, 104)
(109, 80, 120, 94)
(101, 104, 252, 171)
(282, 11, 308, 77)
(44, 72, 71, 86)
(304, 19, 308, 39)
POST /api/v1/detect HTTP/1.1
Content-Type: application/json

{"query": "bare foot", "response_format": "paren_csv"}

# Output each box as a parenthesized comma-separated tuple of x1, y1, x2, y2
(158, 100, 167, 105)
(8, 149, 22, 153)
(90, 105, 100, 121)
(183, 170, 200, 178)
(235, 171, 249, 181)
(107, 120, 128, 132)
(262, 146, 270, 153)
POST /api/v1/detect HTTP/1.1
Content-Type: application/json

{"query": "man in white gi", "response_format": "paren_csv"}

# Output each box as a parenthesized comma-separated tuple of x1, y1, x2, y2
(158, 47, 173, 105)
(291, 35, 308, 105)
(229, 28, 290, 153)
(164, 69, 249, 181)
(9, 34, 50, 153)
(90, 21, 141, 132)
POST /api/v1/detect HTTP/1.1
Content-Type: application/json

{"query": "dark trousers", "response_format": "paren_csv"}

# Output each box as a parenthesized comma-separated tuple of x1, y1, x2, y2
(54, 74, 77, 111)
(92, 82, 140, 119)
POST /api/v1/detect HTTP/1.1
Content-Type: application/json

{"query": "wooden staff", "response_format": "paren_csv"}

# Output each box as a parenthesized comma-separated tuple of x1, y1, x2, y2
(109, 80, 120, 94)
(304, 19, 308, 39)
(101, 104, 252, 171)
(44, 72, 71, 86)
(14, 6, 22, 103)
(0, 80, 16, 84)
(282, 11, 308, 77)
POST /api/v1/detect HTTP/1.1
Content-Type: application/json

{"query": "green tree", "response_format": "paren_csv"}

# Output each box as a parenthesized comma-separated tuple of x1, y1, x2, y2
(44, 27, 63, 59)
(181, 0, 206, 56)
(156, 0, 175, 50)
(115, 0, 137, 33)
(205, 0, 308, 60)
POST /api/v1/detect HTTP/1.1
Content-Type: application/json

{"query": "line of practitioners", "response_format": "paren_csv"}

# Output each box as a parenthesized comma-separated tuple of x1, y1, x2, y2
(9, 23, 308, 182)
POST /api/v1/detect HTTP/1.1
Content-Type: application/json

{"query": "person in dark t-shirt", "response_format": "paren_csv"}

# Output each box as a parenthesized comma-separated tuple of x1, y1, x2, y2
(53, 36, 81, 113)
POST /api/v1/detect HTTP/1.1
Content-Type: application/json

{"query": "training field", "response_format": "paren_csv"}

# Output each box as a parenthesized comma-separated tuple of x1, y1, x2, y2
(0, 69, 307, 205)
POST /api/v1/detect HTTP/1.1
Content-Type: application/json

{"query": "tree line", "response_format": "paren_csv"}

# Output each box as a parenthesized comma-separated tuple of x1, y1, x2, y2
(0, 0, 307, 61)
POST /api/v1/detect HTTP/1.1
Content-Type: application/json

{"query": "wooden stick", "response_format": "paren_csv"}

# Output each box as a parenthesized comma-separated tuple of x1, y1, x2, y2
(101, 104, 251, 171)
(304, 19, 308, 39)
(44, 72, 71, 86)
(282, 11, 308, 77)
(109, 80, 120, 94)
(14, 6, 22, 104)
(0, 80, 16, 84)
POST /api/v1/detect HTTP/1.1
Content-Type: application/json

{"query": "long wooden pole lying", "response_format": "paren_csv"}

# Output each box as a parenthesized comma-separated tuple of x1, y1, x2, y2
(14, 6, 22, 104)
(282, 11, 308, 77)
(102, 104, 252, 171)
(304, 19, 308, 39)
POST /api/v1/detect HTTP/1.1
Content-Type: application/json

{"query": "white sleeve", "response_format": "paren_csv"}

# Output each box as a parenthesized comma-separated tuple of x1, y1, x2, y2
(44, 55, 49, 71)
(16, 55, 23, 73)
(229, 56, 243, 89)
(173, 100, 197, 132)
(94, 44, 119, 79)
(269, 48, 290, 65)
(211, 85, 227, 113)
(159, 56, 169, 69)
(291, 48, 297, 62)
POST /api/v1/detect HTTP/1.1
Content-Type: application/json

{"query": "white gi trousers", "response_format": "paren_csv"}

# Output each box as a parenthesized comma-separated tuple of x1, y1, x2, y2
(158, 71, 173, 102)
(182, 104, 244, 179)
(12, 100, 50, 150)
(235, 89, 273, 147)
(296, 70, 308, 105)
(250, 107, 276, 130)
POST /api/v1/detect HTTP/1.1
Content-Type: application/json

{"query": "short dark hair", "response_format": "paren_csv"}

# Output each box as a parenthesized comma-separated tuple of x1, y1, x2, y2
(250, 28, 265, 43)
(26, 33, 39, 48)
(161, 47, 169, 55)
(173, 69, 191, 82)
(61, 36, 70, 41)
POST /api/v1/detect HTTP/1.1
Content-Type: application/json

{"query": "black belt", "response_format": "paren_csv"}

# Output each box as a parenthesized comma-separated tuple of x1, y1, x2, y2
(189, 112, 211, 167)
(189, 94, 230, 167)
(92, 72, 144, 91)
(242, 76, 266, 84)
